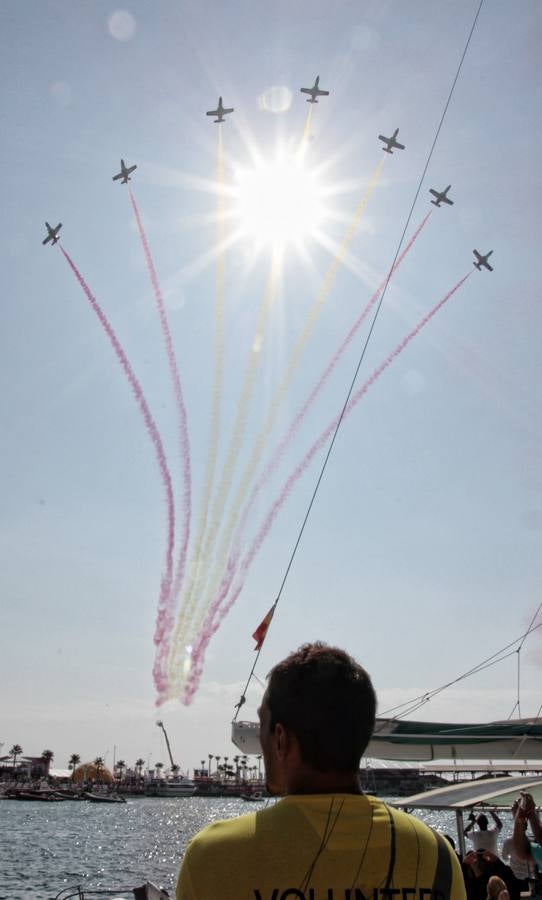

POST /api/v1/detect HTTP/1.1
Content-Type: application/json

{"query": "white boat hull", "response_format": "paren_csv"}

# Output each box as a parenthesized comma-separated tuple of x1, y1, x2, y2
(232, 717, 542, 761)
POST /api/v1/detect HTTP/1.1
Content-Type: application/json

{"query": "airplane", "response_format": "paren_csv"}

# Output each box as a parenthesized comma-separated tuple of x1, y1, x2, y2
(429, 185, 454, 207)
(42, 221, 62, 246)
(300, 75, 330, 103)
(206, 97, 234, 123)
(378, 128, 405, 154)
(473, 249, 494, 272)
(112, 159, 137, 184)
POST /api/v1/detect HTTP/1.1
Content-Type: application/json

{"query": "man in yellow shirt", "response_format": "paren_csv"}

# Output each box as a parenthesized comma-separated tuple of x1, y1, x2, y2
(177, 642, 466, 900)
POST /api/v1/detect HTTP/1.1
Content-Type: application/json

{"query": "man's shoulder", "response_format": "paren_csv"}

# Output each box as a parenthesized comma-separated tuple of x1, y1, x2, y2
(188, 810, 258, 850)
(369, 796, 438, 839)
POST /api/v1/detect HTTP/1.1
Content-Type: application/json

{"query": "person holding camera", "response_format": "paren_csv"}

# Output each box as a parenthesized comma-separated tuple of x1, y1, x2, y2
(512, 792, 542, 893)
(465, 810, 504, 855)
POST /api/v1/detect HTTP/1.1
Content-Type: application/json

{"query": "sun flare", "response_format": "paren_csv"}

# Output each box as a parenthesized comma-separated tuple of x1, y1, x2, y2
(233, 148, 326, 252)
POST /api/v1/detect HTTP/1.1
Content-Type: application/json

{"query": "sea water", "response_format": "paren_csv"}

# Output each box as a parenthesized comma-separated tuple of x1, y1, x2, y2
(0, 796, 489, 900)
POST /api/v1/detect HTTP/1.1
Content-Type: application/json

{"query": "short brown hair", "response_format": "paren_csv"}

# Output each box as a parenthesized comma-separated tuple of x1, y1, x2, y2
(266, 642, 376, 773)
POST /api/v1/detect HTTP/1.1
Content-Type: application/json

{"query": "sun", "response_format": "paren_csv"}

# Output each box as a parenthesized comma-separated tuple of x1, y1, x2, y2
(232, 146, 326, 253)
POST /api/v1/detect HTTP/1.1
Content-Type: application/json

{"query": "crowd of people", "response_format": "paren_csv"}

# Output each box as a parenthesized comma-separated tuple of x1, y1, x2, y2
(457, 796, 542, 900)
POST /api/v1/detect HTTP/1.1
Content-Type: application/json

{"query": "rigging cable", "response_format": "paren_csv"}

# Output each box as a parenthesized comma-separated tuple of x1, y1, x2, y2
(234, 0, 486, 717)
(507, 601, 542, 720)
(378, 619, 542, 719)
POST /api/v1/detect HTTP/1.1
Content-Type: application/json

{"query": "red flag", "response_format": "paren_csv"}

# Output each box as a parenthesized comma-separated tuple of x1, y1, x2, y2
(252, 606, 275, 651)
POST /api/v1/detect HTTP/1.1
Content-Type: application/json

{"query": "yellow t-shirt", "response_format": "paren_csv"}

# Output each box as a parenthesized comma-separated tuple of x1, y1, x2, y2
(176, 793, 466, 900)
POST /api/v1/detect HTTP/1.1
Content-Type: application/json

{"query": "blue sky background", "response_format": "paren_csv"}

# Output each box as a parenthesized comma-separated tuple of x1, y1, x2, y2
(1, 0, 541, 773)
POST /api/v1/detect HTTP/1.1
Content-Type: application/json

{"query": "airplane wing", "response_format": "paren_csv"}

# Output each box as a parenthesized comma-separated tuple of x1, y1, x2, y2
(317, 89, 329, 96)
(42, 235, 51, 245)
(112, 172, 123, 180)
(429, 189, 438, 198)
(206, 110, 218, 116)
(443, 196, 453, 205)
(395, 141, 405, 150)
(300, 88, 312, 95)
(127, 165, 137, 174)
(485, 262, 494, 271)
(473, 250, 482, 260)
(377, 135, 387, 143)
(222, 108, 234, 115)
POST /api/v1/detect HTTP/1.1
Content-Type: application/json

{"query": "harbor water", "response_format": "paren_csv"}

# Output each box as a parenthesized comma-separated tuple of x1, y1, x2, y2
(0, 795, 490, 900)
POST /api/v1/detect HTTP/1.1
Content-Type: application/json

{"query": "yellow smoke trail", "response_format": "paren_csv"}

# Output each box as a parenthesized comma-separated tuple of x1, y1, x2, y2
(188, 158, 386, 647)
(169, 251, 280, 697)
(167, 129, 225, 686)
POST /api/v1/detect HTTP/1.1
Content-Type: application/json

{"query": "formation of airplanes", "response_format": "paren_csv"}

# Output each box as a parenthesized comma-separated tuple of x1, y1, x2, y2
(300, 76, 330, 103)
(42, 222, 62, 246)
(378, 128, 405, 154)
(112, 159, 137, 184)
(206, 96, 234, 123)
(41, 80, 494, 272)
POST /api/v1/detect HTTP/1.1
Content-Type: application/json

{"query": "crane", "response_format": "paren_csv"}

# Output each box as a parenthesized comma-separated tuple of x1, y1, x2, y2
(156, 720, 176, 771)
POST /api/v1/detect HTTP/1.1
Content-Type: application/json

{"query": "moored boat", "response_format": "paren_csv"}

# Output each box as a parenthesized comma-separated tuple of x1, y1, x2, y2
(241, 791, 265, 801)
(145, 778, 197, 797)
(5, 788, 64, 801)
(83, 791, 126, 803)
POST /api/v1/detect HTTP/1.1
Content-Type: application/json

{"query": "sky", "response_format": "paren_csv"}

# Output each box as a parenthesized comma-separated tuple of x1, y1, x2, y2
(1, 0, 541, 776)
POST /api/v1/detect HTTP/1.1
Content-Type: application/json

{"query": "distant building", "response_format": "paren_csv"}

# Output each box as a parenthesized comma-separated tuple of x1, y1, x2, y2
(0, 755, 52, 778)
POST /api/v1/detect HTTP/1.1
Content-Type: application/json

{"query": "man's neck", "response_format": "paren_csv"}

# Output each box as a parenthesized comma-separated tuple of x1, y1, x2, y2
(284, 770, 363, 795)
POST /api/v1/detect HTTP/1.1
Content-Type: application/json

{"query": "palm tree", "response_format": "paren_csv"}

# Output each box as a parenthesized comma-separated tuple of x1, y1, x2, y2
(200, 759, 206, 776)
(233, 755, 240, 779)
(9, 744, 22, 772)
(155, 762, 164, 779)
(115, 760, 126, 782)
(41, 749, 54, 775)
(257, 755, 262, 779)
(94, 756, 105, 783)
(69, 753, 81, 782)
(135, 757, 145, 781)
(208, 753, 213, 776)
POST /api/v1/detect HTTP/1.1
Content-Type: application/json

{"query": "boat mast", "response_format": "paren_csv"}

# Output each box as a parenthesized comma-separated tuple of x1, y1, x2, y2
(156, 720, 176, 771)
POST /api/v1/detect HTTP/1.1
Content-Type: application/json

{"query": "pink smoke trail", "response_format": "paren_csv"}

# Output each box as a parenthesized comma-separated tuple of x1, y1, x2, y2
(181, 211, 432, 700)
(128, 189, 192, 700)
(61, 247, 175, 692)
(234, 210, 432, 555)
(182, 269, 473, 703)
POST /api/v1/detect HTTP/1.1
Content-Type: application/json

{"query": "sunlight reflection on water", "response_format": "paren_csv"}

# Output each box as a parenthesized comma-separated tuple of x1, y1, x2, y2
(0, 796, 509, 900)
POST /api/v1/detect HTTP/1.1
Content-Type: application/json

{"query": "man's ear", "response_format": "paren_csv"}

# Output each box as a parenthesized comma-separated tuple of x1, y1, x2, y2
(274, 722, 288, 760)
(274, 723, 299, 762)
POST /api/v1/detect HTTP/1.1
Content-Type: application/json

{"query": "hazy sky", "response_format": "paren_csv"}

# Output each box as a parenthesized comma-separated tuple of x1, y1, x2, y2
(1, 0, 541, 774)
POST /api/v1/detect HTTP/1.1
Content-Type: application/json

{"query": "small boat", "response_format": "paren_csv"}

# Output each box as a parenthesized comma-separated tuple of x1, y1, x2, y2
(83, 791, 126, 803)
(53, 789, 86, 800)
(241, 791, 266, 802)
(53, 880, 169, 899)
